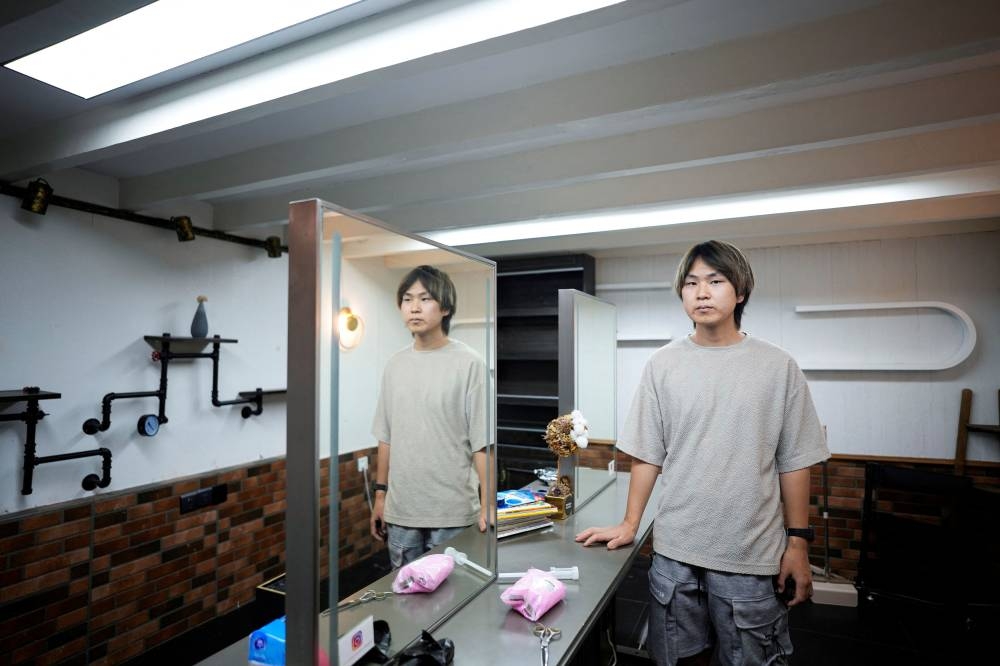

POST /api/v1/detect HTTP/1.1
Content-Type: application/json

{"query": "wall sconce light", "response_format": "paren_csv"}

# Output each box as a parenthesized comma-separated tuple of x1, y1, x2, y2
(21, 178, 53, 215)
(264, 236, 283, 258)
(338, 307, 364, 350)
(172, 215, 195, 242)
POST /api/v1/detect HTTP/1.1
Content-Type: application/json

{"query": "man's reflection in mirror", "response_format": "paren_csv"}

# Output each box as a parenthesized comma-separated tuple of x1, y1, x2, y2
(370, 265, 488, 567)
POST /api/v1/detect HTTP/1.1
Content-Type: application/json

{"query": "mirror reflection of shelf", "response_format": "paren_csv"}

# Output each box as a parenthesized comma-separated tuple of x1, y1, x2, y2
(617, 334, 671, 345)
(497, 307, 559, 318)
(498, 393, 558, 406)
(595, 280, 671, 292)
(498, 424, 547, 434)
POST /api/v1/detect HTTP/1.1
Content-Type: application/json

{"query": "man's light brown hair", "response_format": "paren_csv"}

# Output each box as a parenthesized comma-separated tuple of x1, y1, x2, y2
(396, 265, 457, 334)
(674, 240, 755, 329)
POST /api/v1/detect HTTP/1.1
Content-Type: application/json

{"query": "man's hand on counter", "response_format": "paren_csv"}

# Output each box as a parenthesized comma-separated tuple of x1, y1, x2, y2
(574, 521, 638, 550)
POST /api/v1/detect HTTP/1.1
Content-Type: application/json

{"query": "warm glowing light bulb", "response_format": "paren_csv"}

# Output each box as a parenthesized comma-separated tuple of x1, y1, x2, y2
(338, 307, 364, 350)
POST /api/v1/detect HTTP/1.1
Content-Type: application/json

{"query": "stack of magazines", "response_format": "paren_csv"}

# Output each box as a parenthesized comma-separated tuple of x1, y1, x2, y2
(496, 490, 558, 539)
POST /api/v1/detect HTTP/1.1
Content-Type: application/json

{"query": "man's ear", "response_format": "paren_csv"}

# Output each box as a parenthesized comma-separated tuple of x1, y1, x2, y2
(737, 294, 745, 304)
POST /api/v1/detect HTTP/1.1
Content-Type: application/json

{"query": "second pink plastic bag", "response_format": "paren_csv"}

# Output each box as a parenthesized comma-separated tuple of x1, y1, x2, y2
(499, 568, 566, 621)
(392, 553, 455, 594)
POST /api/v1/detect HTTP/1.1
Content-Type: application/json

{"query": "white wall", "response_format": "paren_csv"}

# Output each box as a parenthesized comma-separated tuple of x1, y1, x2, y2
(335, 256, 494, 455)
(601, 230, 1000, 462)
(0, 194, 288, 514)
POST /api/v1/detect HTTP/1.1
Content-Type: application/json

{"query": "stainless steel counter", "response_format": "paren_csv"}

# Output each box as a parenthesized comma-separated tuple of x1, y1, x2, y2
(436, 471, 658, 665)
(200, 471, 656, 665)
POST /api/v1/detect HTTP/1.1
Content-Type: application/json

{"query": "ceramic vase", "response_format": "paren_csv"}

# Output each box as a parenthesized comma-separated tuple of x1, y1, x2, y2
(190, 297, 208, 338)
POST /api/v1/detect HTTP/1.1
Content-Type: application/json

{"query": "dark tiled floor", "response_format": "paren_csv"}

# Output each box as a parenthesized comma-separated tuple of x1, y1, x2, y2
(613, 555, 993, 665)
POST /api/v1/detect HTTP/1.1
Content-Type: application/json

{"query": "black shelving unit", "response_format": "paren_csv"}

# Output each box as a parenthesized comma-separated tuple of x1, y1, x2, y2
(489, 253, 595, 489)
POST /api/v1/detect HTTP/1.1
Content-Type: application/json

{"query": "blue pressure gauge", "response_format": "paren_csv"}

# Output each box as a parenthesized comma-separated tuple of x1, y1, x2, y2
(137, 414, 160, 437)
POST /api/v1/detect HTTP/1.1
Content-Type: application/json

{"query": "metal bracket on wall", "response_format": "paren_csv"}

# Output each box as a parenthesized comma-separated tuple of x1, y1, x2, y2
(1, 387, 112, 494)
(82, 334, 283, 436)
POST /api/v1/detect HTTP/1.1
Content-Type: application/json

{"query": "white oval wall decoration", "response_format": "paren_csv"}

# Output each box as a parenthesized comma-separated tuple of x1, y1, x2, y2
(794, 301, 976, 371)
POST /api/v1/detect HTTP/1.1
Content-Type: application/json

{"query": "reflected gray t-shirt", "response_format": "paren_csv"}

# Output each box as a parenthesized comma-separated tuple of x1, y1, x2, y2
(372, 339, 486, 528)
(618, 335, 829, 575)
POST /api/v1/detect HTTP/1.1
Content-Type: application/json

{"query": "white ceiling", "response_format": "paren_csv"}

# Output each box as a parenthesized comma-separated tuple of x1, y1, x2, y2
(2, 0, 999, 257)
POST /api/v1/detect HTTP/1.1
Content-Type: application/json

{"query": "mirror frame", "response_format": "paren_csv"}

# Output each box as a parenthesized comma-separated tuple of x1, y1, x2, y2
(287, 198, 497, 665)
(558, 288, 617, 512)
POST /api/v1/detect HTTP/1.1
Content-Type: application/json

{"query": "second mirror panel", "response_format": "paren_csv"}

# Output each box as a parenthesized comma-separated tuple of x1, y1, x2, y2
(322, 207, 495, 657)
(559, 289, 618, 509)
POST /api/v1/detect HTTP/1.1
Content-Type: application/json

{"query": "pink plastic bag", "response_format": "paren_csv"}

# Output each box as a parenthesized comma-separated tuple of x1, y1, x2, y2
(392, 553, 455, 594)
(500, 568, 566, 621)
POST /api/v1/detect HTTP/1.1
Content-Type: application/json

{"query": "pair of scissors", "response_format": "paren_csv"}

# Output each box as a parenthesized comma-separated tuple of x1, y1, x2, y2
(532, 623, 561, 666)
(334, 589, 392, 612)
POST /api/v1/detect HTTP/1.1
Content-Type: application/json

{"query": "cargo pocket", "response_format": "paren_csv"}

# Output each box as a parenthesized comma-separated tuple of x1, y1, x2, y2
(647, 566, 679, 666)
(732, 597, 793, 665)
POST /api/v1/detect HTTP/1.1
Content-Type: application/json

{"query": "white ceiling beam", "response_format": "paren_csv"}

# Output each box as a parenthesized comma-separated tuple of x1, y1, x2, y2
(205, 65, 1000, 229)
(117, 0, 1000, 210)
(471, 196, 1000, 258)
(0, 0, 657, 180)
(210, 120, 1000, 232)
(374, 127, 1000, 232)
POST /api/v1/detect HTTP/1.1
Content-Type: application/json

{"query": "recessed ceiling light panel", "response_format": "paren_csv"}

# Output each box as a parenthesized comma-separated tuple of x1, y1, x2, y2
(4, 0, 360, 98)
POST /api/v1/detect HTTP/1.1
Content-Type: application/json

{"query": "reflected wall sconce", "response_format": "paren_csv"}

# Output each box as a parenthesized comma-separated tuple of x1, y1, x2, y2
(21, 178, 53, 214)
(265, 236, 283, 258)
(338, 307, 364, 350)
(172, 215, 195, 242)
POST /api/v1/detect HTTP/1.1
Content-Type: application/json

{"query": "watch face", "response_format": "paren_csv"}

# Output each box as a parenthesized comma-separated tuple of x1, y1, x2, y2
(138, 414, 160, 437)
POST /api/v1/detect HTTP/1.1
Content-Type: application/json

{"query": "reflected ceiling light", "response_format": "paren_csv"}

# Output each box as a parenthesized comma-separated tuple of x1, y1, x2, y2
(338, 307, 364, 350)
(20, 178, 53, 215)
(264, 236, 284, 258)
(172, 215, 195, 242)
(424, 177, 980, 247)
(4, 0, 360, 98)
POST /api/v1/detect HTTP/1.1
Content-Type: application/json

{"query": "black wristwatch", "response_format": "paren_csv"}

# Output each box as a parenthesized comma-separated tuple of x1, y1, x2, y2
(786, 527, 815, 542)
(373, 482, 388, 494)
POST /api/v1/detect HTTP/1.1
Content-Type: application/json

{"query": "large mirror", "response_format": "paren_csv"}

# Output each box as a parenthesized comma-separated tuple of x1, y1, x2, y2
(558, 289, 617, 510)
(287, 199, 495, 664)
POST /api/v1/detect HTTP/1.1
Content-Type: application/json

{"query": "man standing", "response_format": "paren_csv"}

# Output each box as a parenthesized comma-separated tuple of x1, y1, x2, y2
(370, 265, 488, 567)
(577, 241, 828, 665)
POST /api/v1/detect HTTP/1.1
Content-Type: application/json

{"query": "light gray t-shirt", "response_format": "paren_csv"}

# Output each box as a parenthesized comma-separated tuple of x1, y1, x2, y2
(372, 339, 486, 528)
(619, 334, 829, 575)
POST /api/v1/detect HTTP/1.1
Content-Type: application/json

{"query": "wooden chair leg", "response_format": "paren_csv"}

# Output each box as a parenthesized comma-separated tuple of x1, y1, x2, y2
(954, 388, 972, 476)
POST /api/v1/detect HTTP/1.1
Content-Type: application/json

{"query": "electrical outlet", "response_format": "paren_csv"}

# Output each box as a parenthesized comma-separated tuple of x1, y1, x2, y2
(179, 484, 227, 514)
(357, 456, 368, 472)
(608, 459, 616, 476)
(179, 492, 198, 514)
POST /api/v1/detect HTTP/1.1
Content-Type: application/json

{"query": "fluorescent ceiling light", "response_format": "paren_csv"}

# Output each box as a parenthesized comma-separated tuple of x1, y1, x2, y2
(424, 172, 998, 246)
(4, 0, 360, 98)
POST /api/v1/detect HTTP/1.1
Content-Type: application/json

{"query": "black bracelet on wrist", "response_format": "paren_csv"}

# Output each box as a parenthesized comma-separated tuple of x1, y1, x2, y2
(373, 482, 388, 494)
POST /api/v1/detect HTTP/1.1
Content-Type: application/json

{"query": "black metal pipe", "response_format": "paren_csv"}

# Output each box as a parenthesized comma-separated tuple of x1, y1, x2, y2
(21, 400, 42, 494)
(822, 460, 831, 579)
(36, 449, 109, 463)
(1, 181, 288, 254)
(241, 389, 264, 419)
(208, 339, 255, 409)
(83, 389, 162, 434)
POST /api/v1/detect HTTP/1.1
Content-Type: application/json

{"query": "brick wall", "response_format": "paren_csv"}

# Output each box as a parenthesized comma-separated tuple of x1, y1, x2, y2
(577, 443, 616, 471)
(808, 458, 1000, 580)
(1, 448, 382, 666)
(584, 450, 999, 581)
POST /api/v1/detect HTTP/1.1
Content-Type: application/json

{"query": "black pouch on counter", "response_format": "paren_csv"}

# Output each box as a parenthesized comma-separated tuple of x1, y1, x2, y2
(358, 620, 392, 664)
(392, 630, 454, 665)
